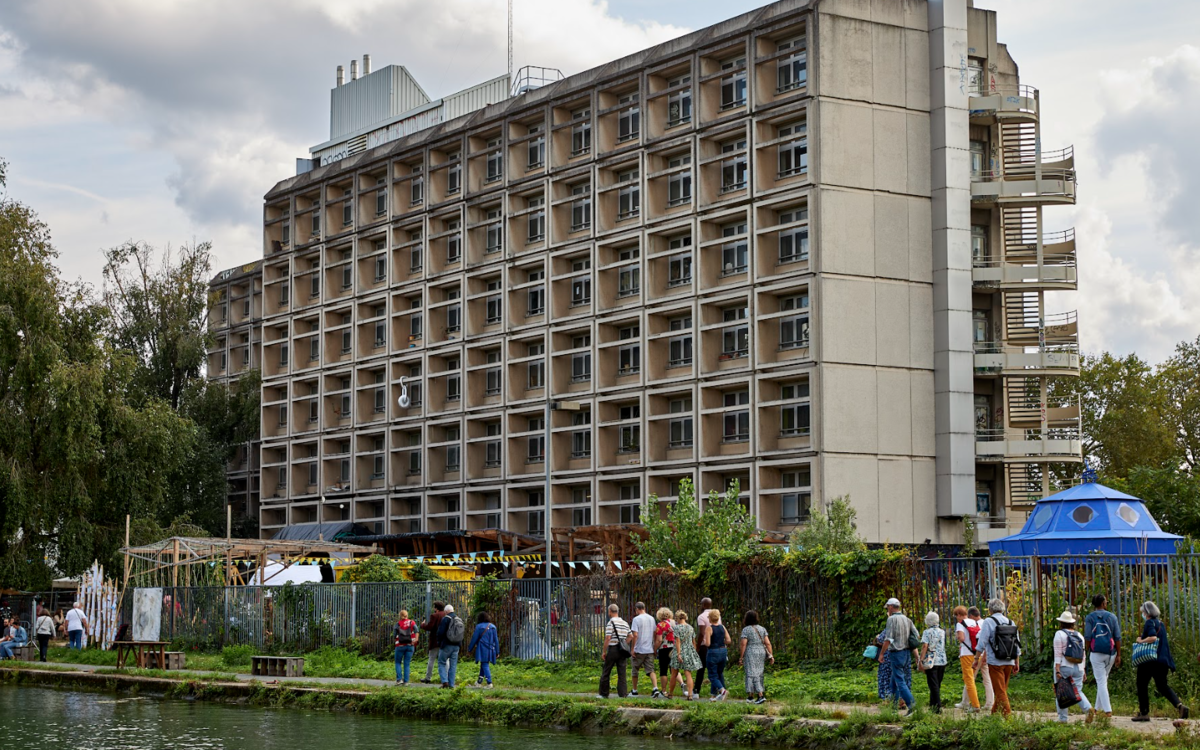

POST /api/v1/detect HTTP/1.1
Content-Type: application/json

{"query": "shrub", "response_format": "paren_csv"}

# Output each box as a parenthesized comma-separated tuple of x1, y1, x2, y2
(220, 644, 255, 668)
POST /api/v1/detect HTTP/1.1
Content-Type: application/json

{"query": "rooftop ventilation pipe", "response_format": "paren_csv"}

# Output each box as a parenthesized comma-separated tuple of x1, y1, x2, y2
(336, 65, 344, 86)
(350, 59, 358, 81)
(363, 54, 372, 76)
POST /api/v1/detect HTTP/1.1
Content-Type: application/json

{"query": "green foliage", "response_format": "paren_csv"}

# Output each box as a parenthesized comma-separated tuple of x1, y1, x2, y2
(1107, 466, 1200, 538)
(342, 554, 406, 583)
(633, 478, 760, 576)
(961, 515, 977, 554)
(789, 495, 865, 554)
(220, 644, 255, 668)
(468, 573, 509, 621)
(1161, 335, 1200, 471)
(405, 561, 442, 582)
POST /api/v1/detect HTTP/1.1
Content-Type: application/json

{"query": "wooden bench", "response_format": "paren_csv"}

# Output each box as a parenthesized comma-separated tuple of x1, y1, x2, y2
(9, 644, 38, 662)
(251, 655, 304, 677)
(114, 640, 169, 670)
(144, 651, 185, 670)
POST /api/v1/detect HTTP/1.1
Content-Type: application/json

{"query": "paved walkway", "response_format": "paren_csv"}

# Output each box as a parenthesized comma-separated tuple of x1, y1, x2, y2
(16, 662, 1187, 736)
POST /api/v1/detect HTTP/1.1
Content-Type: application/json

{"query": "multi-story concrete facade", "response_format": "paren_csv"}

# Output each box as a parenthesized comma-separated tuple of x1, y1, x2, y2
(207, 261, 265, 528)
(227, 0, 1080, 545)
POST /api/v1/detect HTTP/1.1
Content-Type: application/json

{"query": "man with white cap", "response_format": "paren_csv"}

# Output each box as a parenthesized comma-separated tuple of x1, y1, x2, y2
(1053, 609, 1093, 723)
(876, 597, 918, 715)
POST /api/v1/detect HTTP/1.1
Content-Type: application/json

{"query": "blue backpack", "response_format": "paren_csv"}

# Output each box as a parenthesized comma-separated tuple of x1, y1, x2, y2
(1088, 614, 1114, 655)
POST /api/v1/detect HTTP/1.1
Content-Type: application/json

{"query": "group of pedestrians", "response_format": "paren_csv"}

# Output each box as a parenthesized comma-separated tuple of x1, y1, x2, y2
(393, 602, 500, 689)
(599, 598, 774, 703)
(877, 594, 1188, 723)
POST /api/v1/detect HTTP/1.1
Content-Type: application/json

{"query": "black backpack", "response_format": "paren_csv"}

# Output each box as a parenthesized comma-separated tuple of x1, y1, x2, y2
(989, 615, 1021, 661)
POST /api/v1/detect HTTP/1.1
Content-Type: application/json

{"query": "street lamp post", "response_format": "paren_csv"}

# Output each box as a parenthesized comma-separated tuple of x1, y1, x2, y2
(544, 399, 581, 658)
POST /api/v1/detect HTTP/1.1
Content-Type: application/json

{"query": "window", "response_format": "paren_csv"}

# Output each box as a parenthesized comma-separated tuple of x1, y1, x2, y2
(371, 453, 385, 480)
(526, 194, 545, 243)
(776, 36, 807, 92)
(339, 262, 352, 290)
(617, 94, 640, 142)
(374, 320, 386, 348)
(618, 340, 640, 375)
(446, 373, 461, 402)
(527, 274, 545, 316)
(446, 228, 462, 265)
(342, 193, 353, 227)
(968, 57, 985, 95)
(309, 337, 320, 362)
(667, 75, 691, 127)
(619, 403, 640, 420)
(780, 382, 811, 436)
(485, 367, 501, 396)
(485, 208, 503, 254)
(668, 398, 693, 448)
(667, 155, 692, 207)
(570, 183, 591, 231)
(668, 316, 692, 367)
(667, 234, 692, 287)
(617, 170, 639, 220)
(375, 187, 387, 216)
(307, 462, 318, 488)
(723, 391, 750, 442)
(571, 422, 591, 458)
(410, 166, 424, 205)
(719, 57, 747, 110)
(721, 241, 748, 276)
(527, 433, 545, 464)
(276, 403, 288, 426)
(777, 122, 808, 178)
(446, 302, 461, 333)
(971, 224, 989, 265)
(618, 424, 640, 453)
(527, 510, 545, 535)
(486, 294, 502, 325)
(571, 350, 591, 382)
(485, 140, 503, 183)
(527, 358, 544, 389)
(778, 208, 810, 264)
(407, 449, 421, 476)
(619, 483, 640, 502)
(446, 153, 462, 195)
(618, 504, 641, 524)
(570, 273, 591, 307)
(311, 211, 321, 238)
(527, 129, 545, 169)
(410, 309, 423, 339)
(308, 400, 319, 424)
(340, 328, 352, 354)
(279, 342, 289, 366)
(340, 392, 352, 418)
(722, 307, 749, 357)
(720, 139, 748, 193)
(780, 466, 812, 524)
(309, 273, 321, 299)
(970, 140, 987, 178)
(445, 443, 460, 473)
(277, 466, 288, 490)
(780, 296, 810, 350)
(570, 108, 591, 156)
(409, 237, 423, 272)
(528, 490, 544, 506)
(618, 262, 640, 298)
(572, 507, 592, 526)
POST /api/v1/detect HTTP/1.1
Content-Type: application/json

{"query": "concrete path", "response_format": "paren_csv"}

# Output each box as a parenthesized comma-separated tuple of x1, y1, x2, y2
(21, 662, 1189, 736)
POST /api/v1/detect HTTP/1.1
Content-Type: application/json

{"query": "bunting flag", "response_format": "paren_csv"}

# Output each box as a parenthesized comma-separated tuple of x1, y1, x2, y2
(614, 561, 623, 570)
(486, 551, 495, 559)
(568, 562, 576, 570)
(500, 561, 510, 568)
(551, 561, 560, 568)
(436, 555, 443, 563)
(469, 552, 478, 560)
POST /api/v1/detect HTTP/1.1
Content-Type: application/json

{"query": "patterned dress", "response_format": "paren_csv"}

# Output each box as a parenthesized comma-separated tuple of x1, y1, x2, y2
(876, 630, 893, 700)
(670, 622, 702, 671)
(741, 625, 769, 694)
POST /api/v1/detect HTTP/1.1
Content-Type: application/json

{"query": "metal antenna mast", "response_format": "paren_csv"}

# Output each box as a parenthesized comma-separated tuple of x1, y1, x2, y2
(507, 0, 513, 86)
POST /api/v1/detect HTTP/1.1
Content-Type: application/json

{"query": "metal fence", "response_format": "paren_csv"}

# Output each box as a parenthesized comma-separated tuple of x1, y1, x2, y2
(145, 554, 1200, 662)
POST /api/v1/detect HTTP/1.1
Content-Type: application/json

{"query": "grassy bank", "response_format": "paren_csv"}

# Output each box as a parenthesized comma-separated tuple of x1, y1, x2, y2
(2, 664, 1194, 750)
(43, 645, 1198, 719)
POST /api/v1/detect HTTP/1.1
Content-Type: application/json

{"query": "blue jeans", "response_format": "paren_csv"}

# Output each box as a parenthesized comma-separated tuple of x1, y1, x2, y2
(706, 648, 728, 695)
(888, 649, 916, 711)
(1055, 664, 1092, 722)
(68, 630, 83, 650)
(0, 642, 23, 659)
(394, 645, 414, 682)
(438, 645, 459, 687)
(479, 660, 492, 683)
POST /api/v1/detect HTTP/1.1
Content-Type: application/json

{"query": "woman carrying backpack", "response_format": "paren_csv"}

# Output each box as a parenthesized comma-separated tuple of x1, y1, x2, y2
(1132, 600, 1189, 721)
(393, 609, 419, 685)
(1084, 594, 1121, 718)
(952, 606, 981, 712)
(1053, 610, 1093, 723)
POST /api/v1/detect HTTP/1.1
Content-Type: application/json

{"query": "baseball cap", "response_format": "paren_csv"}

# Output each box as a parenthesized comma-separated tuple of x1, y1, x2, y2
(885, 598, 901, 608)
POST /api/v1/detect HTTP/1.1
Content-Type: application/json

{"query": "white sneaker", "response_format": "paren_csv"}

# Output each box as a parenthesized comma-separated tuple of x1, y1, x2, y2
(719, 689, 728, 701)
(954, 703, 965, 710)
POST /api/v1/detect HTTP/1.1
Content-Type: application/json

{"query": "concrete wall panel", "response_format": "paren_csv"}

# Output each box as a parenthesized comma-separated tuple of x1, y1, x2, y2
(820, 363, 879, 453)
(819, 188, 875, 276)
(820, 277, 878, 366)
(877, 367, 913, 454)
(874, 193, 910, 280)
(875, 282, 912, 368)
(822, 454, 881, 540)
(878, 458, 914, 542)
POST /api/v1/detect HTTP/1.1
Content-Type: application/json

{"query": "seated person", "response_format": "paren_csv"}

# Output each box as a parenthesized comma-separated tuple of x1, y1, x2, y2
(0, 617, 29, 659)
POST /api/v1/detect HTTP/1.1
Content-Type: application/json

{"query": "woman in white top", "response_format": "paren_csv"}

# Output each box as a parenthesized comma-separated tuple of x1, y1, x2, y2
(34, 607, 55, 662)
(1053, 610, 1093, 723)
(952, 605, 980, 711)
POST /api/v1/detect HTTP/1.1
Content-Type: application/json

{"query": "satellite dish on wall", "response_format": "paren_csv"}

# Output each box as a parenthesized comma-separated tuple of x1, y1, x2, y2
(397, 376, 411, 408)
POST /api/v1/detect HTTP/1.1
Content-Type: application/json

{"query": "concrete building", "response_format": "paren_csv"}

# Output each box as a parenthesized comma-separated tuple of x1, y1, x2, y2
(207, 261, 265, 529)
(221, 0, 1080, 545)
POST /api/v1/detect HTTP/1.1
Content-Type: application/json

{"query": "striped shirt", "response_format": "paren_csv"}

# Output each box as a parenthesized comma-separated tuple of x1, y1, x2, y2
(606, 617, 631, 646)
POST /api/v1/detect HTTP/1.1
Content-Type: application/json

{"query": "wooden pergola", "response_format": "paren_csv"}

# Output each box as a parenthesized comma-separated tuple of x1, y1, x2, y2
(120, 536, 377, 590)
(551, 525, 793, 575)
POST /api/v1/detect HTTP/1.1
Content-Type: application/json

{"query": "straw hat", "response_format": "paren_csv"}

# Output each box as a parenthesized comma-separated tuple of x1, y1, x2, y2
(1055, 610, 1076, 624)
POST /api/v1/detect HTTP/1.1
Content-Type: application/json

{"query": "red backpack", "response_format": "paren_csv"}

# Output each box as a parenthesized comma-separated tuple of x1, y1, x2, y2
(963, 619, 981, 652)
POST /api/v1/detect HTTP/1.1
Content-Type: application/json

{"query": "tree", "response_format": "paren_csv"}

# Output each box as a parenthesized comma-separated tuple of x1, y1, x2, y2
(342, 554, 406, 583)
(0, 159, 193, 588)
(1107, 467, 1200, 539)
(1160, 336, 1200, 472)
(789, 495, 865, 554)
(633, 478, 760, 570)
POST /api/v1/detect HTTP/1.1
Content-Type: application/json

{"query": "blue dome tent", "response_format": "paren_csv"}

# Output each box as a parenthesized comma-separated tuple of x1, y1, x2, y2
(989, 479, 1182, 557)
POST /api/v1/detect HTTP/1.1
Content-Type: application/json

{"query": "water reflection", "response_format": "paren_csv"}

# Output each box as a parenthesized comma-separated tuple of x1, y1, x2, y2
(1, 686, 682, 750)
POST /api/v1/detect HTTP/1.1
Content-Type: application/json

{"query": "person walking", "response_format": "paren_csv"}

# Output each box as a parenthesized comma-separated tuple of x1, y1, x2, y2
(0, 617, 28, 660)
(966, 606, 994, 711)
(703, 608, 732, 701)
(64, 602, 88, 650)
(654, 607, 679, 697)
(467, 611, 499, 689)
(1083, 594, 1121, 719)
(419, 601, 446, 684)
(1132, 600, 1188, 721)
(873, 629, 894, 704)
(598, 603, 633, 699)
(629, 602, 659, 697)
(1052, 610, 1093, 723)
(35, 607, 55, 662)
(393, 609, 419, 685)
(952, 606, 980, 712)
(919, 611, 947, 713)
(53, 608, 66, 639)
(667, 610, 701, 701)
(974, 598, 1020, 717)
(738, 610, 773, 704)
(694, 598, 713, 692)
(877, 598, 918, 715)
(435, 604, 465, 688)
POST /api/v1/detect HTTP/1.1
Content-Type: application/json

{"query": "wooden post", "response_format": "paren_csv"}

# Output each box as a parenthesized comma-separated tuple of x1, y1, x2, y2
(171, 538, 180, 640)
(120, 514, 132, 608)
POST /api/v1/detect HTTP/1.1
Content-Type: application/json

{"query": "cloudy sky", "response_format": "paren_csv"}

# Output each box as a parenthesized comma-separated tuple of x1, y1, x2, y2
(1, 0, 1197, 362)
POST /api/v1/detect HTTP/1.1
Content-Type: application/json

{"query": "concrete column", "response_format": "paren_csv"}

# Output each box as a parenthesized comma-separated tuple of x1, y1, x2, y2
(928, 0, 975, 517)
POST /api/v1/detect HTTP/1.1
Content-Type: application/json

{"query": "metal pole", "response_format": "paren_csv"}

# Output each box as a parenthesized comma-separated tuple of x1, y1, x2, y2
(544, 400, 552, 659)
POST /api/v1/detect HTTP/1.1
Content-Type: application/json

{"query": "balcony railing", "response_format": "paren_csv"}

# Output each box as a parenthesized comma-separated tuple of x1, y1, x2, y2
(968, 84, 1039, 119)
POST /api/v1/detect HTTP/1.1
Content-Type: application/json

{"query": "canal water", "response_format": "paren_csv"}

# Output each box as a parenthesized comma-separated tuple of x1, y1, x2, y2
(0, 685, 691, 750)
